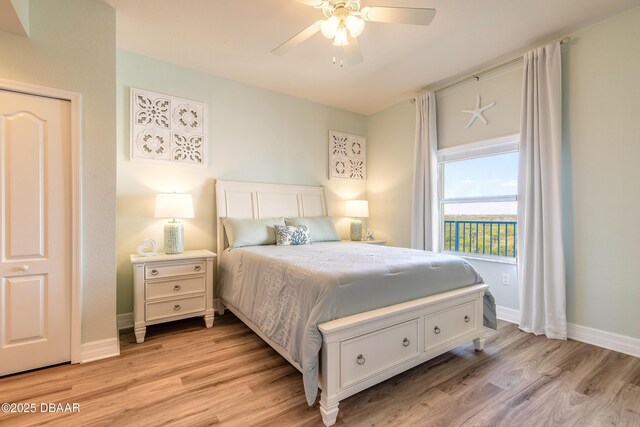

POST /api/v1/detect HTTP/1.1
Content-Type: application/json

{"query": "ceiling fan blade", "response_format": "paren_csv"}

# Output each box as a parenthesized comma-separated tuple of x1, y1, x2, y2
(296, 0, 324, 7)
(360, 6, 436, 25)
(271, 20, 323, 56)
(342, 37, 363, 66)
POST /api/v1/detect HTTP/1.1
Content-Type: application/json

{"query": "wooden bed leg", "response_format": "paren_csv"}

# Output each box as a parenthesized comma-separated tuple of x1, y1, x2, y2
(320, 397, 339, 427)
(473, 336, 486, 351)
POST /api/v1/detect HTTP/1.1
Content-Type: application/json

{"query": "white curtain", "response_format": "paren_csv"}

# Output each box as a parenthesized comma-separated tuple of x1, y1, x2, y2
(518, 42, 567, 339)
(411, 91, 439, 251)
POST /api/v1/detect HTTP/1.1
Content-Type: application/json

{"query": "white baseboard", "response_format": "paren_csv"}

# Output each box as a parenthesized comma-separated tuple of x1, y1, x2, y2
(81, 338, 120, 363)
(495, 305, 640, 358)
(568, 322, 640, 358)
(495, 305, 520, 324)
(117, 312, 134, 330)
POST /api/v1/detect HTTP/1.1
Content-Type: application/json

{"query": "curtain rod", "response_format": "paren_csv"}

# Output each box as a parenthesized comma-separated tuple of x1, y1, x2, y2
(410, 36, 570, 103)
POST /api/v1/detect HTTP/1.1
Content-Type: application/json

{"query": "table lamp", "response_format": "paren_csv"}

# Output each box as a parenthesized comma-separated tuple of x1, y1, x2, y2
(345, 200, 369, 241)
(154, 193, 194, 254)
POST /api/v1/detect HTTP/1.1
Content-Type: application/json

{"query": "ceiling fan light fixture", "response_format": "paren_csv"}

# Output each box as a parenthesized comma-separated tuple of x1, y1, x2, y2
(332, 25, 349, 46)
(344, 14, 365, 37)
(276, 1, 436, 65)
(320, 15, 340, 39)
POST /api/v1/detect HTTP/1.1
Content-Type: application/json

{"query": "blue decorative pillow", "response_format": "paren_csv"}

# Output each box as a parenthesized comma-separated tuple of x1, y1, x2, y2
(274, 225, 311, 246)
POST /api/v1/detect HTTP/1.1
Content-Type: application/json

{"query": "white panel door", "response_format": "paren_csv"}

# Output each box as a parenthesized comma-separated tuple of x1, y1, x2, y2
(0, 90, 71, 375)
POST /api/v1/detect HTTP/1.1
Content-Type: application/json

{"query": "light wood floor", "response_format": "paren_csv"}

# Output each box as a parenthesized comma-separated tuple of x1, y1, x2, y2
(1, 314, 639, 426)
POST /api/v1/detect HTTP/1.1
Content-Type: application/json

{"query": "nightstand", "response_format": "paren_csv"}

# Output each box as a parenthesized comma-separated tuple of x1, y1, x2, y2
(130, 250, 216, 343)
(342, 239, 387, 245)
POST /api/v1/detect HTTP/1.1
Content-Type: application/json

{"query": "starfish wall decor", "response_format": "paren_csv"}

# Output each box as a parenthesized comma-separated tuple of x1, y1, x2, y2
(461, 95, 496, 128)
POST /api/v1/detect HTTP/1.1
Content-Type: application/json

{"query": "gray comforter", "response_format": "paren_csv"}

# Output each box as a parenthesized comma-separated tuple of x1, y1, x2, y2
(218, 242, 496, 405)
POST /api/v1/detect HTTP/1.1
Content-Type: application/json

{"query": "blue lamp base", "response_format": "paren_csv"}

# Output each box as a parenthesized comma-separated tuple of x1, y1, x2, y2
(164, 220, 184, 254)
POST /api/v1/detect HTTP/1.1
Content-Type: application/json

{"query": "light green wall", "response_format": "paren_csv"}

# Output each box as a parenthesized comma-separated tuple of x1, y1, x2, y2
(0, 0, 117, 343)
(10, 0, 29, 32)
(367, 100, 415, 248)
(367, 6, 640, 338)
(436, 63, 522, 149)
(563, 7, 640, 338)
(116, 50, 368, 315)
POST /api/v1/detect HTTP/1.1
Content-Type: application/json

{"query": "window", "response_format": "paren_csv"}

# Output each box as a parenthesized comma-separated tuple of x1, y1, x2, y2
(438, 136, 518, 260)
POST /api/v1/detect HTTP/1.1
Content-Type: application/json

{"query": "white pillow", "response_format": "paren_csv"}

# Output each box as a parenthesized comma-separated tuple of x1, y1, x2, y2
(221, 217, 285, 248)
(285, 216, 340, 242)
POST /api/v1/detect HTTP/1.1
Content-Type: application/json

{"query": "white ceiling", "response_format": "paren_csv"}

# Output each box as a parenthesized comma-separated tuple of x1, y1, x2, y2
(104, 0, 640, 115)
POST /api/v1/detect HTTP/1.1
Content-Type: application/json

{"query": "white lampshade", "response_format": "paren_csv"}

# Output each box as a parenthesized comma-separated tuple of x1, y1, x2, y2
(345, 15, 365, 37)
(154, 193, 194, 219)
(320, 16, 340, 39)
(345, 200, 369, 218)
(332, 25, 349, 47)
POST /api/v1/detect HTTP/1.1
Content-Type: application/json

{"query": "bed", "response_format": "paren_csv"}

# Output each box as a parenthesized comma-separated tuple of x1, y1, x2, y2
(215, 179, 496, 426)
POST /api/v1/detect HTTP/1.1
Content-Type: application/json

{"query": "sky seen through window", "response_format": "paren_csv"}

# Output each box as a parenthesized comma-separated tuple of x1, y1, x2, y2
(443, 152, 518, 216)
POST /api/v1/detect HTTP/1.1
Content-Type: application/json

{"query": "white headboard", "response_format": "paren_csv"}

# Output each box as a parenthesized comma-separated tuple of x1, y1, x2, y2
(215, 179, 330, 256)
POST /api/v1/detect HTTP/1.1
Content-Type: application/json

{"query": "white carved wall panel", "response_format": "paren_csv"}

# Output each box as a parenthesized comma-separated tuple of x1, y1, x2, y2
(130, 88, 207, 166)
(329, 130, 366, 181)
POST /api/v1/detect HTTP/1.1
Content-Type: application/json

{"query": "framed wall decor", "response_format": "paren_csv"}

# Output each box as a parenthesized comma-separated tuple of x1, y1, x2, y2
(328, 130, 366, 181)
(130, 88, 207, 166)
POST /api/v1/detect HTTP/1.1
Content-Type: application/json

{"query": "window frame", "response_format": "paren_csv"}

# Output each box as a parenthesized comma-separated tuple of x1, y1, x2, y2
(437, 134, 519, 264)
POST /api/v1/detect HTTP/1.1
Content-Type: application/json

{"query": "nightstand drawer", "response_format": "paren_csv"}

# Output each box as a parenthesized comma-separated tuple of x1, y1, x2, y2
(146, 295, 206, 322)
(145, 261, 205, 279)
(145, 276, 205, 300)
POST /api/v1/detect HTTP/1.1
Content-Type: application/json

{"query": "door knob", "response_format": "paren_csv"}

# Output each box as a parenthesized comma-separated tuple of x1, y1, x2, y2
(19, 265, 29, 272)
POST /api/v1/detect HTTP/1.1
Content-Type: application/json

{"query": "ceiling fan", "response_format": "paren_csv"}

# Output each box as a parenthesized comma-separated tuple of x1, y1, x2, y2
(271, 0, 436, 66)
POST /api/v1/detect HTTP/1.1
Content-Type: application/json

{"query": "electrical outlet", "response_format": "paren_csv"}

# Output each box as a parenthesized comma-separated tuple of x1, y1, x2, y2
(501, 273, 510, 286)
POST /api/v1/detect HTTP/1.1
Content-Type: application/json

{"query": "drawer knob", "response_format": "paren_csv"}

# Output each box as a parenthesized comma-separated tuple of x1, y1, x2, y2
(194, 265, 202, 271)
(356, 354, 366, 365)
(434, 326, 441, 335)
(402, 338, 411, 347)
(173, 285, 182, 291)
(173, 304, 181, 311)
(464, 315, 470, 323)
(150, 269, 159, 276)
